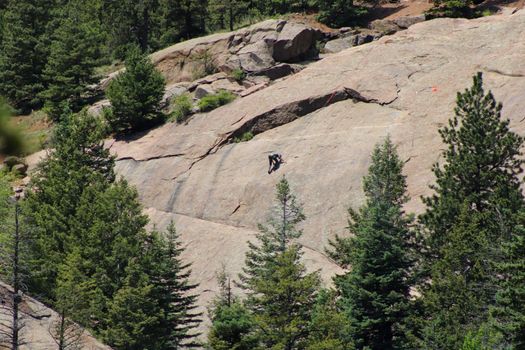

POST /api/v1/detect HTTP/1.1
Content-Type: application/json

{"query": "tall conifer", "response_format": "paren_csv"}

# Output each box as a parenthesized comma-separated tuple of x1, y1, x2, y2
(420, 73, 525, 348)
(329, 137, 416, 349)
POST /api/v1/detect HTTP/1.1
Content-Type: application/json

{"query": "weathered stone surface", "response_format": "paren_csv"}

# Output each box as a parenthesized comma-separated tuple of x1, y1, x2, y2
(394, 14, 426, 28)
(107, 12, 525, 337)
(255, 63, 304, 80)
(370, 14, 427, 33)
(273, 22, 317, 62)
(0, 282, 110, 350)
(162, 82, 191, 106)
(210, 79, 245, 94)
(100, 20, 321, 88)
(325, 31, 382, 53)
(87, 99, 111, 117)
(194, 84, 216, 99)
(240, 82, 269, 97)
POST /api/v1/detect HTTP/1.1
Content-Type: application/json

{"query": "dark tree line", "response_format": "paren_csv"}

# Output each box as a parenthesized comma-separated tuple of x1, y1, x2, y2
(0, 0, 370, 116)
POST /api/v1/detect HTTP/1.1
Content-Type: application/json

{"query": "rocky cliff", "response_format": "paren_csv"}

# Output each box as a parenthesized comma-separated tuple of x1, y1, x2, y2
(108, 9, 525, 332)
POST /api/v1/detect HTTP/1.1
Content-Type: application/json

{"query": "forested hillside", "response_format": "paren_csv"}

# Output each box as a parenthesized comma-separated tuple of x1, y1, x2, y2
(1, 0, 525, 349)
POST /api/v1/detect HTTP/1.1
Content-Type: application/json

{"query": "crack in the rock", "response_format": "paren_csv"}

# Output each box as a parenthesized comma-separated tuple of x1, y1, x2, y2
(220, 86, 399, 147)
(231, 203, 242, 215)
(117, 153, 186, 163)
(128, 84, 400, 183)
(486, 68, 524, 78)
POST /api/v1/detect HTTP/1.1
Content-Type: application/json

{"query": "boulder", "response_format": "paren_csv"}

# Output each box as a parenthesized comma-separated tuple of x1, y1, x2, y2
(210, 79, 245, 95)
(393, 15, 426, 29)
(324, 32, 380, 53)
(194, 84, 216, 99)
(162, 82, 191, 107)
(234, 40, 276, 72)
(370, 15, 426, 34)
(324, 36, 357, 53)
(87, 99, 111, 117)
(255, 63, 304, 80)
(273, 22, 317, 62)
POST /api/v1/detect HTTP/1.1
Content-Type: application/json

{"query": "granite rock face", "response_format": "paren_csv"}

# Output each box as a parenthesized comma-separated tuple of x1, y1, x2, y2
(109, 12, 525, 329)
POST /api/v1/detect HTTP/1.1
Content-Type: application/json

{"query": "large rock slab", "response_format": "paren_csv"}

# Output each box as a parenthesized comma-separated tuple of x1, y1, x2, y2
(0, 282, 110, 350)
(106, 10, 525, 337)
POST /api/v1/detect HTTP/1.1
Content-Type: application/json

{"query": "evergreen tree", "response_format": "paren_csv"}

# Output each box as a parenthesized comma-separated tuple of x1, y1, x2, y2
(0, 0, 54, 113)
(316, 0, 368, 28)
(41, 0, 103, 121)
(240, 177, 320, 349)
(105, 46, 166, 133)
(328, 137, 416, 350)
(306, 289, 350, 350)
(102, 259, 161, 349)
(0, 179, 31, 349)
(239, 177, 305, 291)
(208, 0, 248, 31)
(491, 211, 525, 348)
(158, 0, 208, 46)
(51, 262, 87, 350)
(25, 108, 114, 299)
(207, 268, 258, 350)
(419, 73, 524, 348)
(101, 0, 162, 57)
(148, 222, 202, 348)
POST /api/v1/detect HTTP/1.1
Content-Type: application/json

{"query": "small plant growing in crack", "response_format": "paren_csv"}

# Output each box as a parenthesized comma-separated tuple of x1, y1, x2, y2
(233, 131, 254, 143)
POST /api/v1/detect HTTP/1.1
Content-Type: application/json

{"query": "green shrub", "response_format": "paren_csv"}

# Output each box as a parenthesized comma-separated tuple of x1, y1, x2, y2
(233, 131, 254, 143)
(230, 68, 246, 82)
(169, 94, 193, 123)
(198, 90, 236, 112)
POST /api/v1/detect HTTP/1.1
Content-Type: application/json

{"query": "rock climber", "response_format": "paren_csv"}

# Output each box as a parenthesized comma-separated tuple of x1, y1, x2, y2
(268, 152, 283, 174)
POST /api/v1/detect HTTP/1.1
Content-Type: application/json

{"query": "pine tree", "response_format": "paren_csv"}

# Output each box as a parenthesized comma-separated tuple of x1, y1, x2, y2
(149, 222, 202, 348)
(0, 0, 54, 113)
(0, 179, 31, 349)
(51, 262, 87, 350)
(102, 259, 162, 349)
(240, 177, 320, 349)
(239, 176, 305, 291)
(207, 267, 258, 350)
(208, 0, 248, 31)
(105, 45, 166, 133)
(316, 0, 368, 27)
(40, 0, 103, 121)
(491, 211, 525, 348)
(328, 137, 416, 350)
(419, 73, 525, 348)
(305, 289, 350, 350)
(157, 0, 208, 45)
(25, 108, 114, 299)
(101, 0, 162, 57)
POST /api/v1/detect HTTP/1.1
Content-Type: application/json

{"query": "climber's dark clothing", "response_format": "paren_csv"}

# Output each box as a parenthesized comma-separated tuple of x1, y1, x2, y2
(268, 153, 282, 174)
